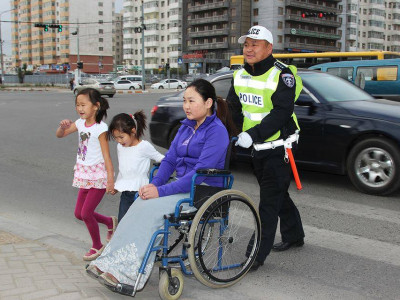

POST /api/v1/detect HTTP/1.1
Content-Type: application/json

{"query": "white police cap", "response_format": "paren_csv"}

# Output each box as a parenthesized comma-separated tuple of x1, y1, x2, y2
(238, 26, 273, 44)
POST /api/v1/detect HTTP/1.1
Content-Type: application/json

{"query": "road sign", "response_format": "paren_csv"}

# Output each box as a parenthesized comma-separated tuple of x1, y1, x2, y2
(177, 57, 183, 65)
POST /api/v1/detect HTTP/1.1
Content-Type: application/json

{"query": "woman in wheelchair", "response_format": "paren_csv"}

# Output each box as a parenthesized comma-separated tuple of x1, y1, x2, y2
(87, 79, 238, 292)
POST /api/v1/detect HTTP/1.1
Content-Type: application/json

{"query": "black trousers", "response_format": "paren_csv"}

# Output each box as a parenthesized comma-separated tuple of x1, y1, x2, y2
(252, 146, 305, 262)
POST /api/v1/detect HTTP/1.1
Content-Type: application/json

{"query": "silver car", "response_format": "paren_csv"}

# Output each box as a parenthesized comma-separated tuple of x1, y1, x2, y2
(73, 78, 116, 98)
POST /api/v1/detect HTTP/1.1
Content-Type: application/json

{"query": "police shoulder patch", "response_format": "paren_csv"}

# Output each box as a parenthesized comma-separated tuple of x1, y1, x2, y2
(281, 73, 295, 88)
(274, 61, 286, 71)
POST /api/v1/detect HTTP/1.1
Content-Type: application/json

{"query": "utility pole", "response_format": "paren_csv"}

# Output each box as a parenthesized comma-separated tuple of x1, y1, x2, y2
(71, 19, 80, 84)
(141, 1, 145, 91)
(0, 9, 16, 84)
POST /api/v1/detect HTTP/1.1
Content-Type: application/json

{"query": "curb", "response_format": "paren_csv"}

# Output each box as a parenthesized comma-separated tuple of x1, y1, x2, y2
(116, 90, 149, 94)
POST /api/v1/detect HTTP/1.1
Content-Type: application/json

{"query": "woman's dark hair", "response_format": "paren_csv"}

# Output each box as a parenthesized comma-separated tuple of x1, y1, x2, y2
(108, 111, 147, 141)
(187, 79, 238, 137)
(76, 88, 109, 123)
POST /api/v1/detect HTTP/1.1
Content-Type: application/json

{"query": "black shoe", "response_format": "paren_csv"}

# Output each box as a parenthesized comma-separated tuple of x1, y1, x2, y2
(272, 239, 304, 252)
(249, 260, 264, 271)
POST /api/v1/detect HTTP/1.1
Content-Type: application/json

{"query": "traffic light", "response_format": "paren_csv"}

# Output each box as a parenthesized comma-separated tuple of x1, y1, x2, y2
(34, 23, 49, 31)
(166, 63, 170, 70)
(58, 25, 62, 32)
(77, 62, 83, 69)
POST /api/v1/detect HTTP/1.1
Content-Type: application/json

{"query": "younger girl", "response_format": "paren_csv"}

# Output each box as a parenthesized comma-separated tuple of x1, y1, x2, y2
(108, 111, 164, 222)
(56, 88, 118, 261)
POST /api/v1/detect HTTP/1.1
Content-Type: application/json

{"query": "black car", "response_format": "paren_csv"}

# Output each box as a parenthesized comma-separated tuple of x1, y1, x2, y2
(150, 70, 400, 196)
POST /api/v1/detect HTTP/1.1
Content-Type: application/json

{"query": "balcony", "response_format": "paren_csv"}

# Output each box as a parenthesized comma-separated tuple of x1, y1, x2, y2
(188, 15, 229, 26)
(169, 13, 181, 22)
(188, 1, 230, 13)
(285, 0, 339, 14)
(285, 28, 341, 40)
(189, 28, 229, 38)
(169, 1, 180, 10)
(144, 29, 159, 36)
(169, 38, 181, 45)
(169, 26, 181, 33)
(145, 41, 159, 47)
(187, 42, 228, 51)
(284, 42, 339, 52)
(169, 51, 180, 58)
(144, 6, 159, 14)
(367, 36, 385, 44)
(286, 14, 341, 27)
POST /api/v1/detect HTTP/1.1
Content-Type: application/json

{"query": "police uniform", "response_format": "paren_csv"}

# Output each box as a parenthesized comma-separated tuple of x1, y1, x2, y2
(227, 54, 305, 264)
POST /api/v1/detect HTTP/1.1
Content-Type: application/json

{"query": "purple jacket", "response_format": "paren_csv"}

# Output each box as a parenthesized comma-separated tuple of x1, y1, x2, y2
(151, 112, 229, 197)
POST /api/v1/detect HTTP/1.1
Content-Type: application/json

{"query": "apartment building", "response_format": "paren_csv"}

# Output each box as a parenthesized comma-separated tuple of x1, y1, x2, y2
(339, 0, 400, 52)
(11, 0, 114, 73)
(122, 0, 183, 72)
(182, 0, 251, 74)
(252, 0, 341, 54)
(113, 12, 124, 71)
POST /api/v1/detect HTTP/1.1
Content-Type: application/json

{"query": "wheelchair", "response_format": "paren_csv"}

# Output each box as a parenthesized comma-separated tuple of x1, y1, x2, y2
(105, 138, 261, 299)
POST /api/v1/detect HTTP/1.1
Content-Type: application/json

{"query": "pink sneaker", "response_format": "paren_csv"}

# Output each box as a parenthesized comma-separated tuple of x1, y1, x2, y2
(106, 216, 118, 242)
(83, 245, 104, 261)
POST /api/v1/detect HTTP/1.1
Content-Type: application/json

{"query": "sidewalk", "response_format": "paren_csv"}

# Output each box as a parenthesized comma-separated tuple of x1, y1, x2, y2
(0, 217, 162, 300)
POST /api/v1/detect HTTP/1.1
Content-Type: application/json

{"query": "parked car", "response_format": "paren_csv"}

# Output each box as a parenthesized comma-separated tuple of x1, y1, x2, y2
(73, 78, 116, 98)
(309, 59, 400, 101)
(113, 80, 142, 90)
(111, 75, 143, 84)
(151, 79, 187, 89)
(150, 70, 400, 195)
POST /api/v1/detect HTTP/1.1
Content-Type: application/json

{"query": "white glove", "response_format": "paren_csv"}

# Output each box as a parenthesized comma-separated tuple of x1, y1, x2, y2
(236, 132, 253, 148)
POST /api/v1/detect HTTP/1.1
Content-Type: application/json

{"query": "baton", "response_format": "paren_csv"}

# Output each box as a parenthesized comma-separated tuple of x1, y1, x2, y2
(286, 148, 302, 190)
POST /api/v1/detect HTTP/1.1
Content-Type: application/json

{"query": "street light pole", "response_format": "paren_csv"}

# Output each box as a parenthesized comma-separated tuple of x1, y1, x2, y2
(0, 9, 15, 84)
(141, 1, 145, 91)
(71, 19, 80, 83)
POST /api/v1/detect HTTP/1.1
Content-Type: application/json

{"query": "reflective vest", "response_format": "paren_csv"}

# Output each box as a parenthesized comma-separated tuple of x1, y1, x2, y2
(233, 61, 303, 142)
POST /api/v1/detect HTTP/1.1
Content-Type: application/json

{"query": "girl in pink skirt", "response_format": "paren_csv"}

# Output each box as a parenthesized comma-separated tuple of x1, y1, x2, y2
(56, 88, 117, 261)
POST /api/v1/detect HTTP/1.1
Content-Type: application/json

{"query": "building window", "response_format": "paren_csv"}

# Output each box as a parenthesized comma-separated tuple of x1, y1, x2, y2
(230, 36, 236, 44)
(253, 9, 258, 16)
(99, 38, 103, 42)
(98, 2, 103, 6)
(231, 8, 236, 17)
(253, 22, 258, 26)
(99, 29, 103, 34)
(99, 11, 103, 16)
(278, 7, 284, 15)
(278, 21, 283, 29)
(99, 47, 103, 51)
(278, 35, 283, 43)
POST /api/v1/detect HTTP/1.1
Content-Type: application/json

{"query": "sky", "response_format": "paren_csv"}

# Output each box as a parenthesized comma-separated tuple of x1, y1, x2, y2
(0, 0, 123, 56)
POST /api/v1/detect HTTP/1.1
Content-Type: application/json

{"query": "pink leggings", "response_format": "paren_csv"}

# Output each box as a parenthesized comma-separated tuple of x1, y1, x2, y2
(74, 188, 112, 249)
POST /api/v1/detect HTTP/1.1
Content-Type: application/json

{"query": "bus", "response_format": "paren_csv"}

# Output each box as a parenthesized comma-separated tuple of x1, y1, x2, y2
(230, 51, 400, 69)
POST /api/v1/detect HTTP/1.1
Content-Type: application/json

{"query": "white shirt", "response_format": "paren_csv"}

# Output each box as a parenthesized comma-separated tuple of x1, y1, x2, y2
(75, 118, 108, 166)
(114, 140, 164, 192)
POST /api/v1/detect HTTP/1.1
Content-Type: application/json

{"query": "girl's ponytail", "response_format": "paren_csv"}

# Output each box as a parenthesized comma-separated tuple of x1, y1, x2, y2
(96, 96, 110, 123)
(132, 110, 147, 139)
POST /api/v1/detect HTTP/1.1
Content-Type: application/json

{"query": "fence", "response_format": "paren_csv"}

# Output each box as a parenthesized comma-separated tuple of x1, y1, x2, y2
(3, 74, 74, 85)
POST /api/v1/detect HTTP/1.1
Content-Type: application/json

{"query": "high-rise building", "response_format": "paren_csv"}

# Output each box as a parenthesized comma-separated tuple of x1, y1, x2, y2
(11, 0, 115, 73)
(339, 0, 400, 52)
(252, 0, 341, 54)
(122, 0, 183, 73)
(113, 12, 124, 71)
(182, 0, 250, 74)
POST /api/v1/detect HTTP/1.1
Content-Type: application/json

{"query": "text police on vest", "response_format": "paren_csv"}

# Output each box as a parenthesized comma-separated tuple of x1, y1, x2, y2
(239, 92, 264, 107)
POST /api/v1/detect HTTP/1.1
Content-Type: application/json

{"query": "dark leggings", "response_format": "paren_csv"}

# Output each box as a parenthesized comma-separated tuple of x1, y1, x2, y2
(74, 188, 112, 249)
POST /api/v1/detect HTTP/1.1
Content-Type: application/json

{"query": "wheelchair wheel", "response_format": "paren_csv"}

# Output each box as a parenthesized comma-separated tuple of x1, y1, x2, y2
(158, 268, 184, 300)
(187, 190, 261, 288)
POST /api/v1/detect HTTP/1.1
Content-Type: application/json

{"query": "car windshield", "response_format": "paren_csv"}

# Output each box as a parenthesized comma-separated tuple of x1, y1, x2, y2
(301, 72, 374, 102)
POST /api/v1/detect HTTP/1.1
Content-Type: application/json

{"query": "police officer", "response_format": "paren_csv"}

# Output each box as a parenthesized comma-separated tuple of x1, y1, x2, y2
(227, 26, 305, 271)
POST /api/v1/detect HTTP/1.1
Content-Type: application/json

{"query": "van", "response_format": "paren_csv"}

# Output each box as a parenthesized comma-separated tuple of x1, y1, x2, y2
(309, 59, 400, 101)
(118, 75, 143, 83)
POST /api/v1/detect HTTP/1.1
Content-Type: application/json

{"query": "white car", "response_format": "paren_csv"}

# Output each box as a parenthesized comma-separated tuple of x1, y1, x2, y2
(113, 80, 142, 90)
(151, 79, 187, 89)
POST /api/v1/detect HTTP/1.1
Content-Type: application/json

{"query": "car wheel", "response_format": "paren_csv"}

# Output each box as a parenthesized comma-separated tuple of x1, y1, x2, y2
(129, 86, 135, 90)
(73, 89, 78, 96)
(347, 137, 400, 195)
(108, 94, 114, 98)
(177, 85, 182, 89)
(168, 124, 181, 147)
(159, 86, 164, 89)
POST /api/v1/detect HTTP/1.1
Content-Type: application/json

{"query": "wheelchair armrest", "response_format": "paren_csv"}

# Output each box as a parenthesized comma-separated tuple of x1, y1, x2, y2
(196, 168, 231, 175)
(153, 162, 161, 167)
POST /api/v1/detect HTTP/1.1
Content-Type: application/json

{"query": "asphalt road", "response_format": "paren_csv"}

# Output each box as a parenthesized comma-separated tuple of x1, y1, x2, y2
(1, 90, 400, 299)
